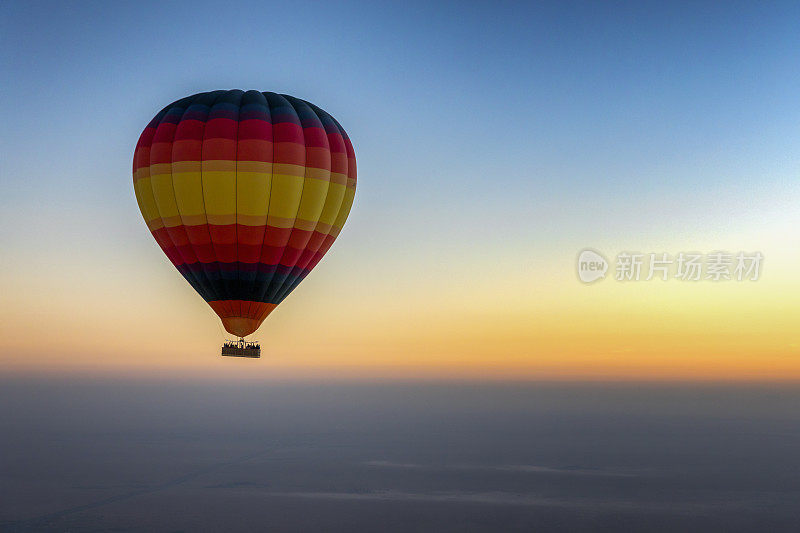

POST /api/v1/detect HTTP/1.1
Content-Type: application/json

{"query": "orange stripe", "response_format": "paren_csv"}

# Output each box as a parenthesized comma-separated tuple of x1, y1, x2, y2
(208, 300, 277, 337)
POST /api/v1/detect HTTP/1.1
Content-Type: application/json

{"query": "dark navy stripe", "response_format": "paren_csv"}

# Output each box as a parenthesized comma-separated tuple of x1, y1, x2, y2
(178, 262, 310, 304)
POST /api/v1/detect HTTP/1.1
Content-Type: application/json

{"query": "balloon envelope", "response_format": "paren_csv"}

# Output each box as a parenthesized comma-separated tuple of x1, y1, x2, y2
(133, 90, 356, 337)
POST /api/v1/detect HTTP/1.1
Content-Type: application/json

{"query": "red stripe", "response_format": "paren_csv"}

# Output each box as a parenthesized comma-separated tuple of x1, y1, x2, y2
(173, 119, 205, 141)
(202, 138, 235, 160)
(273, 122, 304, 143)
(330, 152, 347, 175)
(235, 139, 272, 162)
(305, 147, 331, 170)
(172, 139, 201, 161)
(204, 117, 237, 139)
(238, 119, 272, 140)
(152, 122, 177, 144)
(327, 131, 346, 153)
(149, 142, 173, 165)
(302, 127, 328, 147)
(152, 223, 337, 268)
(273, 142, 305, 165)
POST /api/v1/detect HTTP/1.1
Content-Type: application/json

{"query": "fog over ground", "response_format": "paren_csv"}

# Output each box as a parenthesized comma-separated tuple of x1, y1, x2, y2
(2, 378, 799, 531)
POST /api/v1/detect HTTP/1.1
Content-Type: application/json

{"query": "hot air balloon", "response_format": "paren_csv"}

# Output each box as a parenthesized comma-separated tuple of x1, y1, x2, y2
(132, 90, 356, 357)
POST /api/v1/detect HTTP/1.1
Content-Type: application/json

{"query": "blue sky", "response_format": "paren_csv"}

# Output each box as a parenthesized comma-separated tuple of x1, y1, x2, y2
(4, 1, 799, 230)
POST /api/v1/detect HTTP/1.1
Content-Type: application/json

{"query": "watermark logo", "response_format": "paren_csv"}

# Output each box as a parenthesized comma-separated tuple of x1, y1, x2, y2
(577, 250, 763, 283)
(577, 249, 609, 283)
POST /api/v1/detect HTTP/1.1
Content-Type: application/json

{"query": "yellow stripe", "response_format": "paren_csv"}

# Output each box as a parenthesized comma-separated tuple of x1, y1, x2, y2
(295, 176, 330, 223)
(134, 177, 160, 225)
(236, 171, 272, 221)
(333, 186, 356, 230)
(267, 174, 304, 219)
(134, 157, 355, 237)
(201, 170, 236, 216)
(318, 182, 347, 226)
(172, 171, 208, 220)
(150, 172, 181, 219)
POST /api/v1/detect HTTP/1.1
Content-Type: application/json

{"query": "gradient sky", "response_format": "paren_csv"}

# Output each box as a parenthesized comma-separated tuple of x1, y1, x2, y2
(2, 0, 799, 379)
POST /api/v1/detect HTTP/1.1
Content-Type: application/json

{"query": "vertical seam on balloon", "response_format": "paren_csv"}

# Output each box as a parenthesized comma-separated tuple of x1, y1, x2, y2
(254, 92, 276, 304)
(134, 110, 170, 261)
(193, 91, 225, 304)
(330, 114, 356, 232)
(148, 97, 206, 297)
(201, 90, 233, 304)
(272, 102, 326, 302)
(195, 92, 226, 304)
(224, 90, 243, 305)
(232, 90, 241, 317)
(242, 91, 271, 308)
(190, 93, 223, 303)
(237, 93, 253, 322)
(133, 110, 165, 230)
(259, 94, 303, 304)
(257, 94, 300, 304)
(168, 93, 208, 300)
(277, 102, 347, 302)
(316, 104, 350, 243)
(330, 117, 356, 243)
(273, 99, 332, 303)
(270, 94, 308, 303)
(308, 113, 353, 289)
(255, 94, 289, 303)
(147, 104, 179, 254)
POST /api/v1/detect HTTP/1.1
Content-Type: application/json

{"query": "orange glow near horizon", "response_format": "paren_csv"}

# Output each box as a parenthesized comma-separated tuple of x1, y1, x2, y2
(3, 230, 799, 382)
